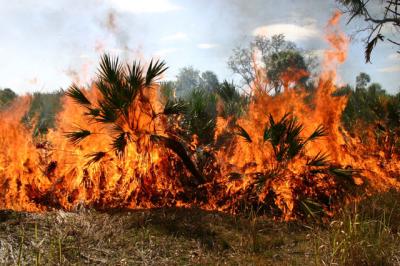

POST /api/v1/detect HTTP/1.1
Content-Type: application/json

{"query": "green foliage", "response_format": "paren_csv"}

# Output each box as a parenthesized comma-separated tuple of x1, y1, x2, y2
(338, 72, 400, 155)
(163, 99, 187, 115)
(355, 72, 371, 89)
(160, 81, 176, 101)
(0, 88, 17, 108)
(174, 67, 219, 96)
(183, 89, 217, 145)
(216, 81, 248, 119)
(262, 113, 327, 163)
(342, 73, 388, 132)
(21, 90, 64, 136)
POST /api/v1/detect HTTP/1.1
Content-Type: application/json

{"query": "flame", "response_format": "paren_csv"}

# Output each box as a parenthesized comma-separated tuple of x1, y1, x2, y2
(0, 12, 399, 219)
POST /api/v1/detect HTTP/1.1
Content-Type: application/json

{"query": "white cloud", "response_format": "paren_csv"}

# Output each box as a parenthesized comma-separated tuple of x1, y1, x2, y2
(161, 32, 188, 42)
(107, 0, 182, 13)
(154, 48, 178, 56)
(252, 23, 319, 41)
(389, 53, 400, 60)
(197, 43, 219, 49)
(79, 54, 90, 59)
(378, 65, 400, 73)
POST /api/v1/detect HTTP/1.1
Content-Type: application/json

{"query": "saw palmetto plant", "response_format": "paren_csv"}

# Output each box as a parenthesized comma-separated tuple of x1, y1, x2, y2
(236, 112, 328, 168)
(234, 112, 358, 217)
(65, 54, 204, 183)
(216, 81, 248, 119)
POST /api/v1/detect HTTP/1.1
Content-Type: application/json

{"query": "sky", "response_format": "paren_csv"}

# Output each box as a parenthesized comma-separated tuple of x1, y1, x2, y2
(0, 0, 399, 94)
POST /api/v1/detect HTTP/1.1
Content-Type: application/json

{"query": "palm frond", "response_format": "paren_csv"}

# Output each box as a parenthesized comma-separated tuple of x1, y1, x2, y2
(234, 125, 252, 143)
(98, 54, 124, 85)
(307, 151, 330, 167)
(286, 140, 304, 160)
(163, 100, 187, 115)
(150, 134, 205, 183)
(145, 59, 168, 86)
(95, 102, 118, 123)
(306, 124, 327, 142)
(216, 81, 240, 102)
(66, 84, 91, 106)
(285, 117, 303, 143)
(85, 151, 107, 166)
(299, 198, 325, 220)
(112, 132, 129, 156)
(126, 61, 144, 90)
(267, 113, 291, 146)
(263, 126, 271, 142)
(328, 167, 356, 179)
(84, 107, 100, 118)
(65, 129, 91, 145)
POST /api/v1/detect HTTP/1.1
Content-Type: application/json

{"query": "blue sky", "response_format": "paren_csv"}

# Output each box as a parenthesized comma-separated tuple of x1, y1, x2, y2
(0, 0, 399, 94)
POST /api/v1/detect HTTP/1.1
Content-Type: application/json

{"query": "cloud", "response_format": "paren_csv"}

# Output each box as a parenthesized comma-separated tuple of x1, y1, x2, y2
(161, 32, 188, 42)
(197, 43, 219, 49)
(389, 53, 400, 60)
(252, 23, 319, 41)
(154, 48, 178, 56)
(378, 65, 400, 73)
(107, 0, 182, 13)
(79, 54, 91, 59)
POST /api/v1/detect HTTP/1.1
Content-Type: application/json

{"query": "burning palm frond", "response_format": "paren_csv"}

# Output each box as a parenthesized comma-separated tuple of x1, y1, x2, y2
(65, 129, 91, 145)
(85, 151, 107, 166)
(145, 59, 168, 86)
(150, 134, 205, 184)
(66, 84, 91, 106)
(306, 125, 328, 142)
(112, 132, 129, 156)
(234, 125, 252, 143)
(307, 151, 330, 167)
(163, 100, 187, 115)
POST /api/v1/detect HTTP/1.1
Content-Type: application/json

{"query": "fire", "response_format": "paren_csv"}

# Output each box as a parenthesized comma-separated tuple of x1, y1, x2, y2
(0, 12, 399, 220)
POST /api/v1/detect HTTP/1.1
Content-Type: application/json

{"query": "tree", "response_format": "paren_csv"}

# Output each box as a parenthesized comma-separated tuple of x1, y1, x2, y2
(336, 0, 400, 62)
(227, 34, 313, 94)
(175, 67, 220, 96)
(200, 71, 219, 92)
(0, 88, 17, 107)
(355, 72, 371, 89)
(175, 66, 201, 95)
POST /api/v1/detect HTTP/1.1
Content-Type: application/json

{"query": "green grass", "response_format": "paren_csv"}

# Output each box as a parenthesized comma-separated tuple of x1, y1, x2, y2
(0, 191, 399, 265)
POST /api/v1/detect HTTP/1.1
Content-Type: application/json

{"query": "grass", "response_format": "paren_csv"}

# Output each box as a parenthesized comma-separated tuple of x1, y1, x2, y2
(0, 191, 399, 265)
